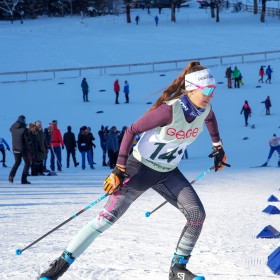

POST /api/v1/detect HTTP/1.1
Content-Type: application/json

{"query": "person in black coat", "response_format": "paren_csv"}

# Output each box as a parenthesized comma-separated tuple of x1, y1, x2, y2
(240, 100, 252, 126)
(9, 115, 32, 184)
(81, 78, 89, 102)
(63, 126, 79, 168)
(34, 120, 48, 175)
(77, 126, 93, 170)
(87, 127, 96, 166)
(43, 124, 52, 172)
(261, 96, 272, 115)
(98, 125, 108, 166)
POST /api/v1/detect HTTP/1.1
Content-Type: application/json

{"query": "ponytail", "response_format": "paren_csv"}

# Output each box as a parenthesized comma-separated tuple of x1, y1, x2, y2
(149, 61, 207, 111)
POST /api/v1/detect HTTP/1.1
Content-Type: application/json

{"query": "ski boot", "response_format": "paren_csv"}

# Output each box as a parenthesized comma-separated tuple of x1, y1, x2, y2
(169, 254, 205, 280)
(40, 250, 75, 280)
(261, 162, 268, 167)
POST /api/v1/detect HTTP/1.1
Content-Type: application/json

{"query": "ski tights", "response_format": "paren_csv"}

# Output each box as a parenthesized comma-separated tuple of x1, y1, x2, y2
(67, 155, 206, 258)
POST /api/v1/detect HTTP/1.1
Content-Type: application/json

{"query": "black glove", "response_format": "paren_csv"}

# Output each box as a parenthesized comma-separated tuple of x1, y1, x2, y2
(62, 146, 65, 150)
(103, 165, 129, 194)
(208, 145, 230, 172)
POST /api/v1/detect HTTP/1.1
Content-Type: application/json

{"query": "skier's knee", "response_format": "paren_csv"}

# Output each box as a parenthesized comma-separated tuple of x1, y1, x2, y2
(186, 206, 206, 226)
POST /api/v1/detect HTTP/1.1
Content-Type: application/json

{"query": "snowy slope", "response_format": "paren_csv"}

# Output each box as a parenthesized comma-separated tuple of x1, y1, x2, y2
(0, 3, 280, 280)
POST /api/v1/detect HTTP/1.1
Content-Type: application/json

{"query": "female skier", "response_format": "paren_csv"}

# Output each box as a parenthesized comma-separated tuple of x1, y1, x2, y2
(40, 61, 229, 280)
(240, 100, 252, 126)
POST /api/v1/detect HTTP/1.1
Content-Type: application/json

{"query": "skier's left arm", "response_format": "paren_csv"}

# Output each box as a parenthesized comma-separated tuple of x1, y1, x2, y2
(204, 108, 230, 172)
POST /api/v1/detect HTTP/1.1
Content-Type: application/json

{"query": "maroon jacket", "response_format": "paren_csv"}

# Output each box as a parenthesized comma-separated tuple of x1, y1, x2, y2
(117, 103, 221, 166)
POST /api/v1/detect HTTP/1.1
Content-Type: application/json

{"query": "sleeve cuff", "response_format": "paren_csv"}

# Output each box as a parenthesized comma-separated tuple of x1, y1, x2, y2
(212, 140, 223, 147)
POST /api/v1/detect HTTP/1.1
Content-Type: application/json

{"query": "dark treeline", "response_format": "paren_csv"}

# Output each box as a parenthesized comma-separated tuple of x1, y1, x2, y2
(0, 0, 113, 21)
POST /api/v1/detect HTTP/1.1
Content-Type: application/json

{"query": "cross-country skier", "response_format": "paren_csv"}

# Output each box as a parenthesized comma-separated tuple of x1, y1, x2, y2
(39, 61, 229, 280)
(262, 133, 280, 167)
(0, 136, 10, 167)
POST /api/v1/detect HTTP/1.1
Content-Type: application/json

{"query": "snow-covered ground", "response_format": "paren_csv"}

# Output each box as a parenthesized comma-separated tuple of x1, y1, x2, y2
(0, 3, 280, 280)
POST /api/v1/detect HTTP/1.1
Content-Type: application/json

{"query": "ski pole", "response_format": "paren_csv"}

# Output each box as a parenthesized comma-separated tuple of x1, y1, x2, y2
(145, 166, 215, 217)
(15, 192, 109, 255)
(50, 145, 63, 171)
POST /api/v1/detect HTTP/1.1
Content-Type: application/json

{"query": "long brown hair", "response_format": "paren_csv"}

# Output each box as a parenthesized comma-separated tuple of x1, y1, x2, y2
(149, 61, 207, 111)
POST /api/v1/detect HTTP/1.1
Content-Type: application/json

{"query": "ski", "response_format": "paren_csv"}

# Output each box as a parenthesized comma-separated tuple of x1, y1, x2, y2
(250, 165, 271, 168)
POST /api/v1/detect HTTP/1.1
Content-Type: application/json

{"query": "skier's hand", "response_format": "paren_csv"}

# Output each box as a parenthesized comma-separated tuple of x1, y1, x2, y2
(103, 165, 129, 194)
(7, 147, 10, 151)
(208, 145, 230, 172)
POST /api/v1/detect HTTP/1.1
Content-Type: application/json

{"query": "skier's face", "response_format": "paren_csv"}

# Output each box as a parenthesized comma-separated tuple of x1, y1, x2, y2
(188, 88, 214, 109)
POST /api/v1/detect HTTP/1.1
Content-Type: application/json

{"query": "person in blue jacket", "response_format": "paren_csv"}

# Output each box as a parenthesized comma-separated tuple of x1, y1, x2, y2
(123, 80, 129, 103)
(265, 65, 273, 84)
(0, 137, 10, 167)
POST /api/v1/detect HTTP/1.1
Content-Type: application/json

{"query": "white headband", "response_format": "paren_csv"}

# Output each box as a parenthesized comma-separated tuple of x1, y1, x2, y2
(185, 69, 216, 91)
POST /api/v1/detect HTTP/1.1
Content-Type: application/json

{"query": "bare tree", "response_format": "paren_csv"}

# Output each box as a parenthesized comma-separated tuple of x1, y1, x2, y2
(0, 0, 21, 23)
(210, 0, 215, 18)
(125, 4, 131, 23)
(171, 0, 176, 22)
(124, 0, 131, 23)
(215, 0, 221, 22)
(260, 0, 266, 22)
(253, 0, 258, 14)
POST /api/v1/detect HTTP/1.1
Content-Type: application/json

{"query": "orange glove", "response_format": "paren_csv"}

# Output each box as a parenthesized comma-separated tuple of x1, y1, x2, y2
(208, 145, 230, 172)
(103, 165, 129, 194)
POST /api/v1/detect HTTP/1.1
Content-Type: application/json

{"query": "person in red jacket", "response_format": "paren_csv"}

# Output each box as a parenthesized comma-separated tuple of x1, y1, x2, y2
(240, 100, 252, 127)
(50, 120, 64, 171)
(258, 66, 265, 83)
(114, 79, 120, 104)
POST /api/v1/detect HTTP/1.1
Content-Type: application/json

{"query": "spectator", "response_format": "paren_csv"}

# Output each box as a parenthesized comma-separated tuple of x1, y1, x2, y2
(106, 126, 119, 169)
(98, 125, 108, 166)
(258, 66, 265, 83)
(43, 123, 52, 172)
(50, 120, 64, 172)
(118, 126, 127, 149)
(114, 79, 120, 104)
(238, 72, 244, 86)
(87, 127, 96, 166)
(9, 115, 32, 184)
(81, 78, 89, 102)
(0, 136, 10, 167)
(240, 100, 252, 126)
(34, 120, 48, 175)
(261, 96, 272, 115)
(28, 123, 38, 176)
(135, 15, 140, 25)
(225, 66, 233, 88)
(63, 125, 79, 168)
(155, 15, 159, 26)
(123, 80, 129, 103)
(77, 126, 94, 170)
(265, 65, 273, 84)
(262, 134, 280, 167)
(232, 66, 240, 88)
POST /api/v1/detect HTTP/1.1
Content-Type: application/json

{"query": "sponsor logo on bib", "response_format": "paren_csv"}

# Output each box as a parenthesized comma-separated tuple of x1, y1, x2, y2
(166, 127, 199, 139)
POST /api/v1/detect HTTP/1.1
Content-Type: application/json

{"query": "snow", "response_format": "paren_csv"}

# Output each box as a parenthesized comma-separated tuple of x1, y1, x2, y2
(0, 3, 280, 280)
